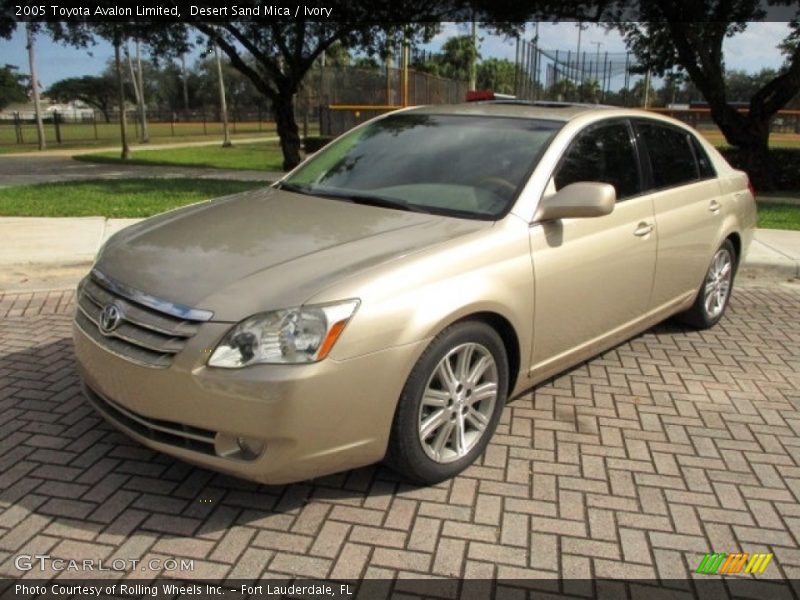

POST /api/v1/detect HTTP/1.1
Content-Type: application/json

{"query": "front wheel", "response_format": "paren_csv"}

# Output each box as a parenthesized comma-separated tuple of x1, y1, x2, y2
(385, 321, 509, 484)
(678, 239, 736, 329)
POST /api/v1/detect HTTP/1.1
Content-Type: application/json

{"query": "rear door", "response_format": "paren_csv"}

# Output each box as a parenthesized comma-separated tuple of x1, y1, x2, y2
(528, 119, 658, 377)
(633, 120, 723, 309)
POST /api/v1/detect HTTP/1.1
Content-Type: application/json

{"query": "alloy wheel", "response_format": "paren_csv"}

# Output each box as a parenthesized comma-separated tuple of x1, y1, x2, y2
(417, 342, 498, 464)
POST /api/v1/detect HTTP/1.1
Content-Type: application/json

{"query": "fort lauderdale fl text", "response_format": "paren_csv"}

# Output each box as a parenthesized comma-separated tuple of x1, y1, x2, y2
(38, 4, 335, 18)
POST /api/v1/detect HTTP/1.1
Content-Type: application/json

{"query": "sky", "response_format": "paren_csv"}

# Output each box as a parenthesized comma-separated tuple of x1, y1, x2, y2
(0, 22, 792, 89)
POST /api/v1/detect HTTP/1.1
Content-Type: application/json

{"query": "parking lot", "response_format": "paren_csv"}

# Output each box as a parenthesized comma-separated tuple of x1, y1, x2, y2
(0, 285, 798, 594)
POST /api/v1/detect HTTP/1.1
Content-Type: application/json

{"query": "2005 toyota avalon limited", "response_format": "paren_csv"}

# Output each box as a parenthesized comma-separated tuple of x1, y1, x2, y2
(73, 101, 756, 484)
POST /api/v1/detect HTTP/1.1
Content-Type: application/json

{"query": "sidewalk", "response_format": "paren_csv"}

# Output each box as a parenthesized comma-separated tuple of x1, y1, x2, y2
(1, 217, 798, 292)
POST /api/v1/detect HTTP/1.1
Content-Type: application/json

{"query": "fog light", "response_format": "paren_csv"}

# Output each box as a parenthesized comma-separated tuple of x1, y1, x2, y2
(236, 437, 264, 458)
(214, 434, 264, 460)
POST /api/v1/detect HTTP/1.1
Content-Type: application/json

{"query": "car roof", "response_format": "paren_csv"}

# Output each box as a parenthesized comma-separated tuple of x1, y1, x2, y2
(403, 101, 616, 122)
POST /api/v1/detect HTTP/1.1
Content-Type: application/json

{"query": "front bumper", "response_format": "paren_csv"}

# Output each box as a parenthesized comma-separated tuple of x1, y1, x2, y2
(73, 317, 427, 484)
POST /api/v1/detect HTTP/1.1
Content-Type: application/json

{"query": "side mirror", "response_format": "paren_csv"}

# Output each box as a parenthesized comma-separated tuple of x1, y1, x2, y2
(534, 182, 616, 222)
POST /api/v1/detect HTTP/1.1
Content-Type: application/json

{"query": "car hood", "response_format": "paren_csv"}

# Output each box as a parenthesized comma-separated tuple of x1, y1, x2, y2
(95, 187, 490, 321)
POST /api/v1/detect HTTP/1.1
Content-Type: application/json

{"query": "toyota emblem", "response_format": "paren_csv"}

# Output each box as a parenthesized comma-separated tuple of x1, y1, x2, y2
(99, 303, 123, 334)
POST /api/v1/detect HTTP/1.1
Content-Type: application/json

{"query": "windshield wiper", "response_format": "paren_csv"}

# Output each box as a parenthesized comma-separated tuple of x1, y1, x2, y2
(276, 181, 313, 195)
(309, 189, 430, 214)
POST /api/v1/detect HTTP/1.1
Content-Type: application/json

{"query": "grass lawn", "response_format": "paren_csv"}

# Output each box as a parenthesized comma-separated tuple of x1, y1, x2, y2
(701, 130, 800, 150)
(74, 141, 285, 172)
(0, 179, 266, 218)
(757, 201, 800, 231)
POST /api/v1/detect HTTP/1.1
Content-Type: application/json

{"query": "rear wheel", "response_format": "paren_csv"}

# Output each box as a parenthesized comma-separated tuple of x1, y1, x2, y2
(385, 321, 508, 484)
(678, 239, 736, 329)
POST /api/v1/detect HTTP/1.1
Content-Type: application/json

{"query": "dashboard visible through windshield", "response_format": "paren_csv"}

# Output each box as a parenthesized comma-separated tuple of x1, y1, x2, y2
(281, 113, 562, 220)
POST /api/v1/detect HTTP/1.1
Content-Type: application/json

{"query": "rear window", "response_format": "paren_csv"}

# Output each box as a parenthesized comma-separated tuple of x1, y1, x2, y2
(692, 137, 717, 179)
(636, 122, 707, 190)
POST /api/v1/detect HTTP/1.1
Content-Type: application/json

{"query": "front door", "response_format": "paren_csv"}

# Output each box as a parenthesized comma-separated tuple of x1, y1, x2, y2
(528, 120, 658, 380)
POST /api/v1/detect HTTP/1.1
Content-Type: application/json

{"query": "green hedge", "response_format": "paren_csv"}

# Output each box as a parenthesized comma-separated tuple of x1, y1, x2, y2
(719, 147, 800, 191)
(303, 136, 335, 153)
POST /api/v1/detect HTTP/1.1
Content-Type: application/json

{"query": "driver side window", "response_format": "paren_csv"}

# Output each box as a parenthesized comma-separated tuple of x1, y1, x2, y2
(554, 122, 641, 201)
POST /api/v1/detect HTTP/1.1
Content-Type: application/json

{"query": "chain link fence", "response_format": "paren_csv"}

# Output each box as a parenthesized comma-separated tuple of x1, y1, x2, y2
(0, 66, 468, 148)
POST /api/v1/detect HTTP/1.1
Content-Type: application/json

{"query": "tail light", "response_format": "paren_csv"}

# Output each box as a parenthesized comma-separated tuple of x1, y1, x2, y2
(747, 179, 756, 199)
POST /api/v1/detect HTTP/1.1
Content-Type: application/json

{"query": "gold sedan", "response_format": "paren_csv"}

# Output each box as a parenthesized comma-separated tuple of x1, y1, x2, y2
(73, 103, 756, 484)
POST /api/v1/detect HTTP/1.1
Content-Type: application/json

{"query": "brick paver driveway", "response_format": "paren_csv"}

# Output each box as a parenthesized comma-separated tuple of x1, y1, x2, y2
(0, 286, 798, 593)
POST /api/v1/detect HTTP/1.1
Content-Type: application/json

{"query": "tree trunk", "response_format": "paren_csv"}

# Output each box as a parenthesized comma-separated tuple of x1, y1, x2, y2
(113, 30, 131, 160)
(214, 43, 232, 148)
(274, 92, 302, 171)
(739, 140, 773, 192)
(26, 24, 46, 151)
(710, 104, 774, 190)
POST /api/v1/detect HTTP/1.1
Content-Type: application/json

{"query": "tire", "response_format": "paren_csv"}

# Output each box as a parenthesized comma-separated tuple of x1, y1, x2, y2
(678, 239, 736, 330)
(385, 321, 509, 485)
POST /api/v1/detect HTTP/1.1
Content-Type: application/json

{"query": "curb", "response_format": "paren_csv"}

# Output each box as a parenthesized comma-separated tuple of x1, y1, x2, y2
(738, 260, 799, 282)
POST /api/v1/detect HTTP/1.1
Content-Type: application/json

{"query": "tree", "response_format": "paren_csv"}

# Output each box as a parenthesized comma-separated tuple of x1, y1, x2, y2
(436, 35, 479, 81)
(192, 55, 265, 119)
(0, 64, 27, 109)
(46, 75, 117, 122)
(498, 0, 800, 188)
(609, 5, 800, 190)
(476, 58, 516, 94)
(188, 16, 443, 170)
(630, 77, 657, 108)
(655, 70, 690, 107)
(353, 56, 381, 70)
(323, 41, 352, 67)
(725, 68, 779, 103)
(550, 78, 578, 102)
(578, 78, 602, 104)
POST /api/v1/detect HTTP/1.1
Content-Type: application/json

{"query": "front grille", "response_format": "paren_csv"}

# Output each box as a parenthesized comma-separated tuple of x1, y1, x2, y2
(75, 273, 206, 368)
(84, 384, 217, 456)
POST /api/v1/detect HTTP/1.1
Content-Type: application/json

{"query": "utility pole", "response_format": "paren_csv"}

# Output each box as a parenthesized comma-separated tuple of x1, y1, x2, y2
(180, 53, 190, 112)
(575, 22, 582, 85)
(469, 17, 477, 91)
(125, 41, 148, 143)
(591, 42, 602, 83)
(26, 23, 46, 150)
(401, 28, 410, 106)
(214, 42, 232, 147)
(533, 23, 540, 100)
(136, 41, 149, 142)
(513, 36, 520, 96)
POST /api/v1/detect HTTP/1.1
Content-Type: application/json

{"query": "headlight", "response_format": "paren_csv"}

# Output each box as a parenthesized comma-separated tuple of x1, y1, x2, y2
(208, 300, 359, 368)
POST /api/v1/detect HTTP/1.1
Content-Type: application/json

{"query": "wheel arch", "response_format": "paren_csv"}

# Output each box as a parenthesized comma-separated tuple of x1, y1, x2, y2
(726, 231, 742, 271)
(449, 311, 522, 396)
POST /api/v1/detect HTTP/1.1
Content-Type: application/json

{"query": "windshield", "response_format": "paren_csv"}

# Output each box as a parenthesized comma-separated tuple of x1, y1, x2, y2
(282, 113, 562, 220)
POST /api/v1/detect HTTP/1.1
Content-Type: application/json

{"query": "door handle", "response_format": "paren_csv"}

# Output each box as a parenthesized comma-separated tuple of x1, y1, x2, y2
(709, 200, 721, 212)
(633, 222, 654, 237)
